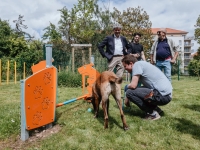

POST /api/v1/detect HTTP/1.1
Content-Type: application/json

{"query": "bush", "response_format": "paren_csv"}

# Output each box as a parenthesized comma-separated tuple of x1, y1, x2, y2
(58, 71, 82, 87)
(188, 59, 200, 79)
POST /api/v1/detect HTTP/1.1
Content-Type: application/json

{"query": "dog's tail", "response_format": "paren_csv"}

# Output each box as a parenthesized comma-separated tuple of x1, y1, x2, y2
(109, 76, 122, 84)
(108, 73, 123, 84)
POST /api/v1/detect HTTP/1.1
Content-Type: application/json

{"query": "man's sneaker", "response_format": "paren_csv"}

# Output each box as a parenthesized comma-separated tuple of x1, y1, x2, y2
(154, 106, 164, 115)
(144, 110, 161, 120)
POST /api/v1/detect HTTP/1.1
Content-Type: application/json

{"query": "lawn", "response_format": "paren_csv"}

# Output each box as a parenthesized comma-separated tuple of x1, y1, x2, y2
(0, 76, 200, 150)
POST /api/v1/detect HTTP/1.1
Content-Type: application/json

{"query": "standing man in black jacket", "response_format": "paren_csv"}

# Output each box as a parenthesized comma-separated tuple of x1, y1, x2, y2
(98, 24, 130, 77)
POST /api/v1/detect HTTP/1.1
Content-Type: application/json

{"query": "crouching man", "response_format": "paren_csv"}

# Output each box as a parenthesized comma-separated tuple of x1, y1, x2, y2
(122, 55, 172, 120)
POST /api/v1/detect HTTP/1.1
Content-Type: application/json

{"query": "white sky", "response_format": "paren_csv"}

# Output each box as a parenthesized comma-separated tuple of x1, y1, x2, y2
(0, 0, 199, 51)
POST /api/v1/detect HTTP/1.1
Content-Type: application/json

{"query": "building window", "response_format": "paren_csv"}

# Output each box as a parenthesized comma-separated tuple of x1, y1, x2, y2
(179, 40, 182, 46)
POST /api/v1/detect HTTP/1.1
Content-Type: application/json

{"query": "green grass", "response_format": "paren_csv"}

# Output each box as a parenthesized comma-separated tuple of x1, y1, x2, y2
(0, 76, 200, 149)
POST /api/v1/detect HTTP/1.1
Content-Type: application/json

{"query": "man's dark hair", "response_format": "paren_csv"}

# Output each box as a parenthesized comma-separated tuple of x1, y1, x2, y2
(133, 32, 142, 37)
(122, 55, 138, 65)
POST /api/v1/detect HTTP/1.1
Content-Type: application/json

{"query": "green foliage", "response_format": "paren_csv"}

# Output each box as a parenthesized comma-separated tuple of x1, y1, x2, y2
(193, 47, 200, 60)
(42, 22, 62, 42)
(189, 15, 200, 78)
(0, 18, 43, 77)
(0, 19, 15, 57)
(58, 71, 82, 87)
(194, 15, 200, 44)
(57, 0, 99, 44)
(112, 6, 153, 60)
(188, 59, 200, 79)
(172, 63, 179, 75)
(58, 7, 74, 43)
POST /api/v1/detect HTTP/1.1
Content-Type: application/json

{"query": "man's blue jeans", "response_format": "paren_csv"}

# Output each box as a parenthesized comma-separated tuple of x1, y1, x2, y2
(156, 59, 171, 82)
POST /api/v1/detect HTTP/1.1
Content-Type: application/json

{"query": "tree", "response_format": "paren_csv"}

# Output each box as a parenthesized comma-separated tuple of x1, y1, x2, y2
(194, 15, 200, 44)
(188, 59, 200, 80)
(13, 15, 34, 41)
(0, 19, 14, 57)
(58, 6, 74, 44)
(55, 0, 100, 44)
(188, 15, 200, 78)
(42, 22, 62, 42)
(111, 6, 153, 60)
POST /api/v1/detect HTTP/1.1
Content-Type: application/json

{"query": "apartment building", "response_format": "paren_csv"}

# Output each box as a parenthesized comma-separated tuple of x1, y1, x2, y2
(151, 28, 194, 74)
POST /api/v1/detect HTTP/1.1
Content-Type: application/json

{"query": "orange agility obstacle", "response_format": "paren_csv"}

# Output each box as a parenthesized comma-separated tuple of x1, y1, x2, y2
(21, 44, 100, 141)
(56, 63, 100, 107)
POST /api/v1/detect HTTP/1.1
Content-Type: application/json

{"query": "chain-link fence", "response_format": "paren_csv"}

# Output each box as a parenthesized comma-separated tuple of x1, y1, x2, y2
(50, 45, 108, 73)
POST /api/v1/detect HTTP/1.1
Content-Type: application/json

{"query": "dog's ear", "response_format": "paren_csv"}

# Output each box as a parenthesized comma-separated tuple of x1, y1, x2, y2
(116, 77, 122, 84)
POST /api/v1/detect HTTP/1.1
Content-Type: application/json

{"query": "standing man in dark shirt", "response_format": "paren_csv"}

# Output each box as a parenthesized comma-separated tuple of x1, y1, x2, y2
(128, 33, 146, 61)
(150, 28, 179, 82)
(98, 24, 130, 77)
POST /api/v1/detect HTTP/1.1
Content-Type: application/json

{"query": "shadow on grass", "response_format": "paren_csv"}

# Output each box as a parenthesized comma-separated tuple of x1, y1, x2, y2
(182, 104, 200, 113)
(55, 103, 84, 121)
(175, 118, 200, 140)
(112, 103, 144, 118)
(94, 109, 128, 130)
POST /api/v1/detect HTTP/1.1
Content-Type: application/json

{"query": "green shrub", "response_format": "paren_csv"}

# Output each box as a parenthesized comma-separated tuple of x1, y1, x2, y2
(58, 71, 82, 87)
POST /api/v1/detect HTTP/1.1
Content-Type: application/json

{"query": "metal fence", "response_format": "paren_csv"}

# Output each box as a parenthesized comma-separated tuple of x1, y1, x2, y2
(0, 44, 132, 85)
(50, 44, 108, 73)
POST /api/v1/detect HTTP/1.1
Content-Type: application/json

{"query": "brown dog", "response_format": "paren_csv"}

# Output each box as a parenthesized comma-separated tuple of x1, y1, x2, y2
(91, 71, 128, 130)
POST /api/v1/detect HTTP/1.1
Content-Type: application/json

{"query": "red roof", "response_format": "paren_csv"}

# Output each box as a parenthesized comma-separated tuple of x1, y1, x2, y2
(151, 28, 188, 35)
(191, 52, 198, 57)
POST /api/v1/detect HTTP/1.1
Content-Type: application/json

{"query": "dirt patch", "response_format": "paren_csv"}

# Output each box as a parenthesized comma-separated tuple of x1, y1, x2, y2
(0, 124, 61, 150)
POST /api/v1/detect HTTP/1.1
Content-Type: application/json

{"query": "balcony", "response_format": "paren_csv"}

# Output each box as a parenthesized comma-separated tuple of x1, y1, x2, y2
(184, 62, 189, 66)
(184, 43, 194, 47)
(184, 44, 193, 47)
(184, 56, 191, 59)
(184, 36, 194, 40)
(184, 50, 191, 53)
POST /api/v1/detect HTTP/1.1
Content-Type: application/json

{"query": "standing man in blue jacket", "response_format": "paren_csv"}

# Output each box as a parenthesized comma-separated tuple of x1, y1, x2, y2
(98, 24, 130, 77)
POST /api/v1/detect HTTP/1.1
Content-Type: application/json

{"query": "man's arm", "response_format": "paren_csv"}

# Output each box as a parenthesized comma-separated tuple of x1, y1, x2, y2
(141, 51, 146, 61)
(123, 37, 130, 55)
(127, 75, 140, 89)
(150, 54, 154, 64)
(171, 51, 179, 64)
(150, 41, 156, 64)
(97, 36, 108, 57)
(170, 39, 179, 64)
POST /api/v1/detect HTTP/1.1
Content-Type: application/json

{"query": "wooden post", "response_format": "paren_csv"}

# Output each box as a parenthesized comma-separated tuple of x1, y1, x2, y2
(7, 60, 9, 85)
(72, 47, 74, 73)
(58, 65, 60, 72)
(15, 61, 17, 84)
(89, 46, 91, 63)
(66, 66, 68, 72)
(70, 44, 92, 72)
(0, 59, 1, 86)
(82, 49, 85, 65)
(23, 62, 26, 79)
